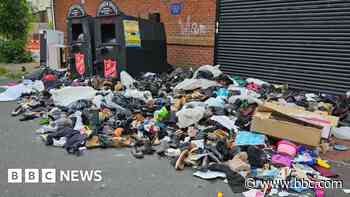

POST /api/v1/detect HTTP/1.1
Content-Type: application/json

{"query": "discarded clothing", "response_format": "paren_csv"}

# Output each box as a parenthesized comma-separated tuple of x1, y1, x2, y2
(193, 170, 226, 180)
(50, 86, 96, 106)
(205, 97, 225, 108)
(193, 65, 223, 79)
(174, 78, 221, 91)
(176, 106, 205, 128)
(0, 80, 44, 101)
(208, 163, 246, 193)
(235, 131, 265, 146)
(210, 115, 238, 130)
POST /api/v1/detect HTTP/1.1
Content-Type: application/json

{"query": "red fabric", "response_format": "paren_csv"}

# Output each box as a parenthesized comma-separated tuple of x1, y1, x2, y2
(246, 82, 260, 92)
(42, 74, 56, 81)
(104, 59, 117, 78)
(313, 165, 338, 178)
(75, 53, 85, 76)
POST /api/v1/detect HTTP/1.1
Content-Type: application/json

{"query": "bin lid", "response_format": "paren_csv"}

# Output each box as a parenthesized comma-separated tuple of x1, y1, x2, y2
(67, 4, 87, 18)
(97, 0, 121, 17)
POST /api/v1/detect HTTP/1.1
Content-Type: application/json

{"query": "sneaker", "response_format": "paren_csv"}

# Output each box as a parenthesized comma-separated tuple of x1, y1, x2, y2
(35, 125, 57, 134)
(76, 147, 87, 156)
(11, 106, 25, 116)
(53, 137, 67, 147)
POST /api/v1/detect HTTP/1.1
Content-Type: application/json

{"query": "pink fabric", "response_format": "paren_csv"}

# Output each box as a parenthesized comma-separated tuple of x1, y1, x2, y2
(277, 140, 297, 157)
(6, 82, 18, 86)
(243, 189, 264, 197)
(313, 166, 338, 178)
(272, 154, 292, 167)
(314, 183, 325, 197)
(246, 83, 260, 92)
(293, 115, 332, 127)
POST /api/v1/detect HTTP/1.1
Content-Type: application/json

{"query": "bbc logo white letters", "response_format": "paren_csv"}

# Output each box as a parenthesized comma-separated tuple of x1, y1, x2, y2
(8, 168, 56, 183)
(42, 169, 56, 183)
(8, 169, 22, 183)
(25, 169, 39, 183)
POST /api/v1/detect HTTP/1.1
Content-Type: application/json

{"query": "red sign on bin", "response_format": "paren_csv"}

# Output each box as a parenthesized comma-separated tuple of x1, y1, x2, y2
(104, 59, 117, 78)
(75, 53, 86, 76)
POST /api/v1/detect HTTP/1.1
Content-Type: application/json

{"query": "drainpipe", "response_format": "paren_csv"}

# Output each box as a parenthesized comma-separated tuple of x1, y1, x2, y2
(51, 0, 56, 30)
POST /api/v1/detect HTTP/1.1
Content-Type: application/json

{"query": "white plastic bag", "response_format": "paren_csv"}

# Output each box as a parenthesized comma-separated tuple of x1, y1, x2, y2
(174, 78, 221, 91)
(332, 127, 350, 140)
(124, 89, 153, 102)
(50, 86, 96, 106)
(120, 71, 136, 89)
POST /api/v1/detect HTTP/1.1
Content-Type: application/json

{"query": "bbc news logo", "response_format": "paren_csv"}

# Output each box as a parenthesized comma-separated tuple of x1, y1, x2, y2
(8, 169, 103, 183)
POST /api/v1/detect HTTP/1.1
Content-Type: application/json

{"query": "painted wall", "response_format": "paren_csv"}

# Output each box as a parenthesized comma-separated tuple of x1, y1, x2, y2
(30, 0, 51, 12)
(53, 0, 216, 66)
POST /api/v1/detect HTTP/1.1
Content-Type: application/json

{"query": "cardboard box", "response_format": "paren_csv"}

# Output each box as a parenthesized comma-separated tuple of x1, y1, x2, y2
(251, 102, 339, 147)
(258, 102, 339, 127)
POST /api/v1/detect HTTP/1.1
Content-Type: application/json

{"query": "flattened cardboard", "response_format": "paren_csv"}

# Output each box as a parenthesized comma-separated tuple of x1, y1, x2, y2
(252, 112, 321, 146)
(251, 102, 339, 146)
(260, 102, 339, 127)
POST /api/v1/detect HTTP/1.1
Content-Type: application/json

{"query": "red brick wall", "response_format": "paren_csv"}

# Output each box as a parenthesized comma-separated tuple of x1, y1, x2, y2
(54, 0, 216, 66)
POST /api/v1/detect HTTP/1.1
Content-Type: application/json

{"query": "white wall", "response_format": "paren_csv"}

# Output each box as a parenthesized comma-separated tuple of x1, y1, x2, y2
(30, 0, 50, 12)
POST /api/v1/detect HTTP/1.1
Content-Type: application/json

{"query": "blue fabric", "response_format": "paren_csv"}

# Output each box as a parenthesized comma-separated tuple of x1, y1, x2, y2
(205, 97, 225, 108)
(297, 146, 317, 166)
(235, 131, 265, 146)
(214, 88, 229, 98)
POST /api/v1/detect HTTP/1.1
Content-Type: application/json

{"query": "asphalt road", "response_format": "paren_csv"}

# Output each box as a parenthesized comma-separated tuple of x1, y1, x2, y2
(0, 101, 349, 197)
(0, 102, 233, 197)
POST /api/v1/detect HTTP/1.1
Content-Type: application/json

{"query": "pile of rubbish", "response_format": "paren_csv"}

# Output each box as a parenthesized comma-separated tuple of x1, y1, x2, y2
(1, 65, 350, 196)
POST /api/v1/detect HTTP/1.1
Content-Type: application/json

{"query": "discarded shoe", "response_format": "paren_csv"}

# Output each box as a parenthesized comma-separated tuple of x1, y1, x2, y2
(227, 152, 250, 173)
(86, 136, 101, 149)
(131, 147, 144, 159)
(316, 158, 330, 169)
(175, 149, 189, 170)
(19, 112, 40, 121)
(11, 106, 25, 116)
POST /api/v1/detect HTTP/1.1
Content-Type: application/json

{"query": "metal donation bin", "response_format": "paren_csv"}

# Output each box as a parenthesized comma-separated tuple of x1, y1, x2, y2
(94, 0, 122, 78)
(94, 0, 170, 78)
(66, 4, 95, 78)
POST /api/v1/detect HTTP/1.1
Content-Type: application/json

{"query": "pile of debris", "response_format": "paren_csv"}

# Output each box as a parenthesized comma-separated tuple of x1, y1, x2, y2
(1, 65, 349, 196)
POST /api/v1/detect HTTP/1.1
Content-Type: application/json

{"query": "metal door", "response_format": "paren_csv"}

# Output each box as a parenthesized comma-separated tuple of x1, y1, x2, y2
(215, 0, 350, 94)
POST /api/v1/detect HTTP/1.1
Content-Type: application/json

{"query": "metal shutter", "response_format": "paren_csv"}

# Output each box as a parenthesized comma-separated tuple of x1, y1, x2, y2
(215, 0, 350, 95)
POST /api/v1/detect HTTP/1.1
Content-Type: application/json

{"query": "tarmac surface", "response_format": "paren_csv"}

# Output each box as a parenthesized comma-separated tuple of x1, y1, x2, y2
(0, 101, 349, 197)
(0, 102, 233, 197)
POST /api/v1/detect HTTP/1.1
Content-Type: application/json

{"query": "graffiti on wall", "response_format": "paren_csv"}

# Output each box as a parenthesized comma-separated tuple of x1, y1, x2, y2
(178, 15, 208, 36)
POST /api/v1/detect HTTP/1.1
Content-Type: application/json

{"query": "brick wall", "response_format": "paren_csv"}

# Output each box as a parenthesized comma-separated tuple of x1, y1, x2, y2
(53, 0, 216, 66)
